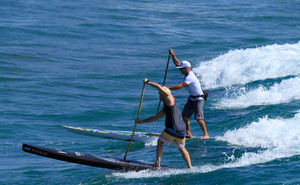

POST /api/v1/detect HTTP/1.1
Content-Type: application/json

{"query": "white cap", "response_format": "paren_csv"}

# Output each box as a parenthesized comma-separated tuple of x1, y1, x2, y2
(176, 60, 191, 68)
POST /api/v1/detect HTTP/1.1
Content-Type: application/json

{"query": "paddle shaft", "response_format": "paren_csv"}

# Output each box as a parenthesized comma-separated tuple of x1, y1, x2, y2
(124, 81, 146, 161)
(156, 53, 170, 113)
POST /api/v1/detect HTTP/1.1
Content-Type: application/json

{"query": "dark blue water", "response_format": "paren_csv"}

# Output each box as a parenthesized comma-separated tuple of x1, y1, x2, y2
(1, 0, 300, 184)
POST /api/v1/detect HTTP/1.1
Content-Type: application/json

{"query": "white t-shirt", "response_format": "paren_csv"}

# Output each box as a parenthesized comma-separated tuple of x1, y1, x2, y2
(183, 71, 204, 101)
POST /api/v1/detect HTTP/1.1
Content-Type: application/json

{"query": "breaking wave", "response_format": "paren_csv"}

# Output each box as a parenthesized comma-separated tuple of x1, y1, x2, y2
(215, 77, 300, 109)
(194, 42, 300, 89)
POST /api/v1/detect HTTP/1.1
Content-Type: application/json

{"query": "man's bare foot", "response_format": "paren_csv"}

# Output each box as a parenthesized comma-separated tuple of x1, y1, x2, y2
(200, 135, 210, 139)
(152, 163, 160, 168)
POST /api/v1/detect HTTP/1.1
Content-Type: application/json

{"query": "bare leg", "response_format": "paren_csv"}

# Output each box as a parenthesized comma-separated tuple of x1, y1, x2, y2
(178, 147, 192, 168)
(196, 119, 209, 139)
(153, 139, 164, 167)
(183, 117, 192, 138)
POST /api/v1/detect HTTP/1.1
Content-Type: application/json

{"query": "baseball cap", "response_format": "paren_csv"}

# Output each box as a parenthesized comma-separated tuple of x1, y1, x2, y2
(176, 60, 191, 68)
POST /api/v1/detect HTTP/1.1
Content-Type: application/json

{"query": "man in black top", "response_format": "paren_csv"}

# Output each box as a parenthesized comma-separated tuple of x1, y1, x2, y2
(136, 78, 192, 168)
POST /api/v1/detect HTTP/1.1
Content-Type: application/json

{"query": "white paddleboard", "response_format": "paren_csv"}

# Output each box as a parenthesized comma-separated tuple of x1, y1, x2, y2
(63, 125, 158, 143)
(63, 125, 206, 143)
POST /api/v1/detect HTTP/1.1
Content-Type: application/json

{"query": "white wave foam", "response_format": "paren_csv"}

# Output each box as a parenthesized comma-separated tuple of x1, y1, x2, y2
(110, 149, 293, 179)
(110, 150, 292, 179)
(110, 112, 300, 179)
(109, 164, 225, 179)
(145, 138, 158, 147)
(216, 77, 300, 109)
(194, 42, 300, 89)
(216, 111, 300, 149)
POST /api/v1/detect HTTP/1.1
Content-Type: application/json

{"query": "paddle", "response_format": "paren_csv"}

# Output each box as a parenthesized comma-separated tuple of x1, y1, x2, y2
(124, 79, 147, 161)
(156, 53, 170, 113)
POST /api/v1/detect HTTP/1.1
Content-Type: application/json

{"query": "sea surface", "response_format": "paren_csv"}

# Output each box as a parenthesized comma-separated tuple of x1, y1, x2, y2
(1, 0, 300, 184)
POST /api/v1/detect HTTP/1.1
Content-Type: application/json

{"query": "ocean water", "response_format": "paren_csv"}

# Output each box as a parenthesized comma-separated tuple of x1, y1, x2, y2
(1, 0, 300, 184)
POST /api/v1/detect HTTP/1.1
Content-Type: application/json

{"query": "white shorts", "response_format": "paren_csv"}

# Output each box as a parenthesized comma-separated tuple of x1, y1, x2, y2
(158, 132, 185, 149)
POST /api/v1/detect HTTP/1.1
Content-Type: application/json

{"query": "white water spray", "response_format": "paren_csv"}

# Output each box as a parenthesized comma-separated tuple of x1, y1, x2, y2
(194, 42, 300, 89)
(216, 77, 300, 109)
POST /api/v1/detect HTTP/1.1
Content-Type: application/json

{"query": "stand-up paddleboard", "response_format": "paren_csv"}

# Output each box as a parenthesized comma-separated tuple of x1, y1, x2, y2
(22, 143, 176, 171)
(63, 125, 159, 143)
(63, 125, 205, 143)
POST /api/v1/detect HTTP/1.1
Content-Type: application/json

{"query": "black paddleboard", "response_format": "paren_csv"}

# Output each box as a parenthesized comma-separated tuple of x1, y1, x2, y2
(22, 144, 176, 171)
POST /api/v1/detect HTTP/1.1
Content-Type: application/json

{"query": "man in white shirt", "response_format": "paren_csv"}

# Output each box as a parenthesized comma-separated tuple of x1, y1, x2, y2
(167, 49, 209, 139)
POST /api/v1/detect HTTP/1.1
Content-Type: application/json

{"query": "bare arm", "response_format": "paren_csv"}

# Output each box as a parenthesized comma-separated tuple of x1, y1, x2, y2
(136, 110, 165, 124)
(169, 49, 180, 66)
(168, 81, 188, 90)
(145, 80, 170, 97)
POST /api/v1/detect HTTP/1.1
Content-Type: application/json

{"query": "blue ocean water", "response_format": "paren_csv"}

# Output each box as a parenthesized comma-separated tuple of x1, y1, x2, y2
(1, 0, 300, 184)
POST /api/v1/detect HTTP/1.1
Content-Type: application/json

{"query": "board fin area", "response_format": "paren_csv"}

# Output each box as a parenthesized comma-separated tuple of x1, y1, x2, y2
(22, 143, 176, 171)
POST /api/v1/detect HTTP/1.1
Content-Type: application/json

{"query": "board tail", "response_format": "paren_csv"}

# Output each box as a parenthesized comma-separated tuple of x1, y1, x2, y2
(22, 144, 117, 169)
(22, 144, 176, 171)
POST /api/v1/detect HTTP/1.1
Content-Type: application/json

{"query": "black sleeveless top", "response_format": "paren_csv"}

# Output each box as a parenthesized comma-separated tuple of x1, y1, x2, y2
(163, 103, 186, 135)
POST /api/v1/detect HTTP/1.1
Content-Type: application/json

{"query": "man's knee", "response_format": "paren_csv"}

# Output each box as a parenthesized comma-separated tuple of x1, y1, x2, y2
(196, 119, 206, 125)
(157, 139, 164, 145)
(178, 147, 185, 153)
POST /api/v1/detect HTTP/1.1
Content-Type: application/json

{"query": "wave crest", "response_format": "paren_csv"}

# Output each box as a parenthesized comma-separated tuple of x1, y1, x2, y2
(194, 42, 300, 89)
